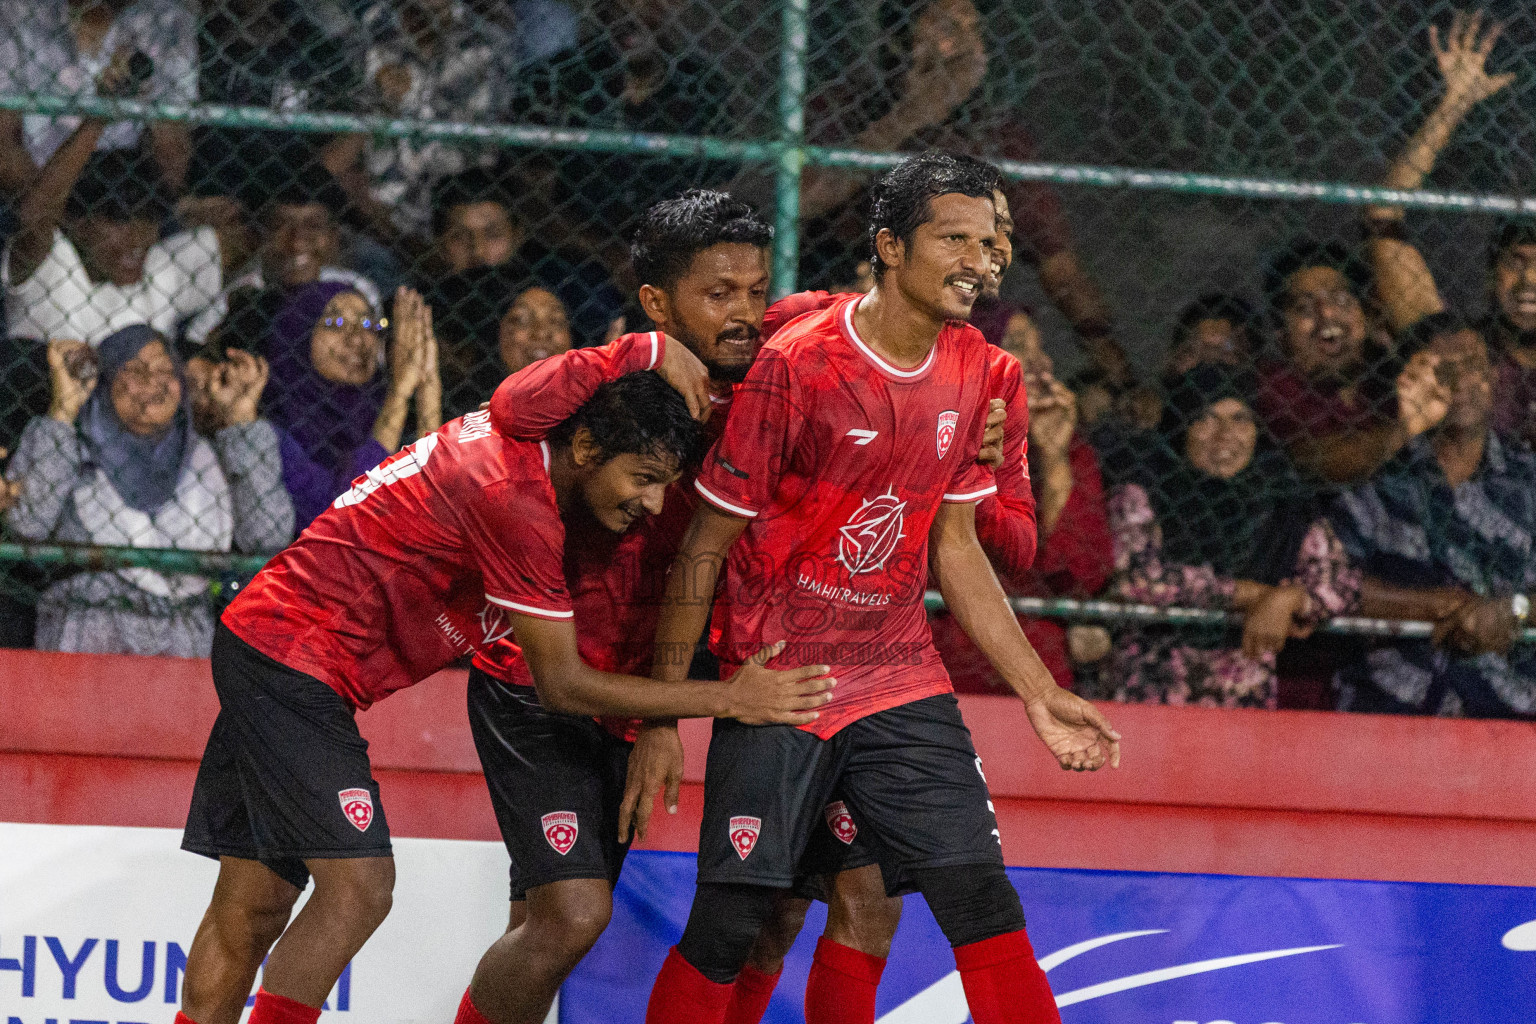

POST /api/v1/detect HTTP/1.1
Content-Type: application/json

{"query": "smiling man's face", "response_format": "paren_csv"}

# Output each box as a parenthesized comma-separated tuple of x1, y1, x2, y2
(881, 191, 997, 323)
(1280, 265, 1366, 379)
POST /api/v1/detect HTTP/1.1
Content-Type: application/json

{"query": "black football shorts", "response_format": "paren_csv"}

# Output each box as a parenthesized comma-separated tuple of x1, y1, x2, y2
(697, 693, 1003, 891)
(467, 666, 633, 901)
(183, 622, 392, 889)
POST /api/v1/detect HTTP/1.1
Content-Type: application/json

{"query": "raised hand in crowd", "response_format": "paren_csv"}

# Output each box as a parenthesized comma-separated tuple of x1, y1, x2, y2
(1397, 350, 1452, 439)
(894, 0, 988, 133)
(203, 350, 271, 431)
(977, 398, 1007, 468)
(1023, 345, 1078, 537)
(45, 339, 98, 425)
(1370, 10, 1514, 332)
(373, 286, 442, 452)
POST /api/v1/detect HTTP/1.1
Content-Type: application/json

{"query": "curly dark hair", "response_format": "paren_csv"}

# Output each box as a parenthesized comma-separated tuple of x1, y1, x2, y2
(549, 370, 703, 469)
(867, 151, 1000, 280)
(629, 189, 773, 290)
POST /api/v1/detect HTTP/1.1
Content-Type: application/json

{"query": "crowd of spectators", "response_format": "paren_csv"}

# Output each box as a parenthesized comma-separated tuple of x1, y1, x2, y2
(0, 1, 1531, 720)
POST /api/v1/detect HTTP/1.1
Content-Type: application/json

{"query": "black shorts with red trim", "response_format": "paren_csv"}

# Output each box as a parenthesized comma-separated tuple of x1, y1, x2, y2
(183, 622, 392, 890)
(467, 666, 633, 901)
(697, 693, 1002, 892)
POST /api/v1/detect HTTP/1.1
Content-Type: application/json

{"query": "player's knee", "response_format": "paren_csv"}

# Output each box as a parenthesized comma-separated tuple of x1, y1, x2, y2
(312, 858, 395, 932)
(678, 883, 781, 984)
(750, 894, 810, 966)
(526, 879, 613, 956)
(908, 864, 1025, 949)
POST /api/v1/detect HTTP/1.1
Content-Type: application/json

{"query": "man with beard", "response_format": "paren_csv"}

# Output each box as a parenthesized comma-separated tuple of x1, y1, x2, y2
(1362, 11, 1536, 448)
(450, 190, 776, 1024)
(1254, 240, 1450, 485)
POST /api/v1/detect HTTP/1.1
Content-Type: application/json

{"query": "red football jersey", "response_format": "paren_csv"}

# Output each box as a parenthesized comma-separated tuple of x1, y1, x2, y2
(764, 292, 1038, 577)
(222, 409, 573, 710)
(695, 293, 997, 738)
(473, 332, 726, 740)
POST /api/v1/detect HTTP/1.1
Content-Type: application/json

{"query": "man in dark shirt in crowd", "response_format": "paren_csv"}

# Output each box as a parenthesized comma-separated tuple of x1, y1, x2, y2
(1328, 313, 1536, 719)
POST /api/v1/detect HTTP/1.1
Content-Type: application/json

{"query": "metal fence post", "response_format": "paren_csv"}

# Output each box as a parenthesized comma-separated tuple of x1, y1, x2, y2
(772, 0, 809, 299)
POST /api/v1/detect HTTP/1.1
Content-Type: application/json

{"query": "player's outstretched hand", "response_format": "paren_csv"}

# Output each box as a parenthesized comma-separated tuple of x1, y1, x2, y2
(977, 398, 1007, 468)
(723, 641, 836, 725)
(618, 722, 685, 843)
(656, 333, 712, 421)
(1024, 686, 1121, 772)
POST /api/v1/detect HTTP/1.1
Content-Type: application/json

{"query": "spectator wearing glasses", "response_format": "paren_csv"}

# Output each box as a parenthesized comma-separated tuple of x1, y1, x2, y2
(1364, 11, 1536, 448)
(3, 324, 292, 656)
(0, 0, 196, 198)
(263, 281, 441, 529)
(1323, 314, 1536, 719)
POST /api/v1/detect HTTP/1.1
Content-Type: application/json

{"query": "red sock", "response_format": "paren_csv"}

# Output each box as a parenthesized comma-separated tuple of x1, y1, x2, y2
(722, 961, 781, 1024)
(953, 930, 1060, 1024)
(174, 1014, 200, 1024)
(644, 947, 735, 1024)
(247, 988, 322, 1024)
(803, 937, 886, 1024)
(454, 988, 493, 1024)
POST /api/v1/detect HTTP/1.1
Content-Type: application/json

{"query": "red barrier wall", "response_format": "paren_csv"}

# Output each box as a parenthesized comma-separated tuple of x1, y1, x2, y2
(3, 649, 1534, 885)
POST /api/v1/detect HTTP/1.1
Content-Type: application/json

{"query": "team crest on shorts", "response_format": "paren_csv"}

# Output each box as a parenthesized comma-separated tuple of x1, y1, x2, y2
(936, 410, 959, 459)
(824, 801, 858, 845)
(729, 816, 762, 860)
(542, 811, 579, 855)
(338, 788, 374, 832)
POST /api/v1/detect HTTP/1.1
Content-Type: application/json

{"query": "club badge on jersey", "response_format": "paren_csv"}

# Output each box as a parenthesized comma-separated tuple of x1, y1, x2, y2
(936, 409, 959, 459)
(729, 816, 762, 860)
(836, 490, 907, 576)
(824, 801, 858, 845)
(339, 788, 374, 832)
(543, 811, 579, 855)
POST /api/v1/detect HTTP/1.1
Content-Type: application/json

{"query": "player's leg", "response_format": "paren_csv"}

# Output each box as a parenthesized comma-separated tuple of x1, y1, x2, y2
(722, 891, 809, 1024)
(803, 863, 903, 1024)
(841, 695, 1060, 1024)
(458, 668, 634, 1024)
(463, 878, 614, 1023)
(179, 856, 302, 1024)
(644, 719, 844, 1024)
(259, 854, 396, 1004)
(179, 623, 395, 1024)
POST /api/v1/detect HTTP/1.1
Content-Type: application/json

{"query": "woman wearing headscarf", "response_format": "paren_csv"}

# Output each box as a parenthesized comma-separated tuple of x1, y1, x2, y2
(263, 281, 441, 529)
(1090, 365, 1360, 708)
(3, 325, 294, 656)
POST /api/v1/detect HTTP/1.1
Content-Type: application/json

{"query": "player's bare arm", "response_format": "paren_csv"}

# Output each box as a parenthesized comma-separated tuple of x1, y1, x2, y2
(928, 500, 1121, 771)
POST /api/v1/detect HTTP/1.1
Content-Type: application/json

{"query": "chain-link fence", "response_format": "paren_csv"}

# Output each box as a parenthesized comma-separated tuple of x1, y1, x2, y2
(1, 0, 1534, 716)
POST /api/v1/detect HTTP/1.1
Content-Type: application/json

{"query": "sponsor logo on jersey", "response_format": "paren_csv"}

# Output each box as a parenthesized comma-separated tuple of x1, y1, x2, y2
(936, 409, 959, 459)
(824, 801, 858, 845)
(339, 788, 374, 832)
(542, 811, 579, 855)
(730, 815, 762, 860)
(458, 408, 494, 443)
(836, 488, 906, 575)
(478, 602, 515, 645)
(845, 428, 879, 446)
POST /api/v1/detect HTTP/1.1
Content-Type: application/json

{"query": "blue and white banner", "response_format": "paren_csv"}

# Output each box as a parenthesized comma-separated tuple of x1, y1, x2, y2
(2, 823, 1534, 1024)
(571, 851, 1536, 1024)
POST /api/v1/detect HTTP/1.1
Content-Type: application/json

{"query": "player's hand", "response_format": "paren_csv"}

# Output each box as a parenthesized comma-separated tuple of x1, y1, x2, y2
(1024, 686, 1121, 771)
(977, 398, 1006, 468)
(721, 642, 836, 725)
(617, 721, 684, 844)
(656, 334, 712, 421)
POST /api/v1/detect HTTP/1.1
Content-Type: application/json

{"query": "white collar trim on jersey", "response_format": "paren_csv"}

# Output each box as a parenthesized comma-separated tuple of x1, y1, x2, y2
(843, 295, 936, 379)
(539, 440, 551, 472)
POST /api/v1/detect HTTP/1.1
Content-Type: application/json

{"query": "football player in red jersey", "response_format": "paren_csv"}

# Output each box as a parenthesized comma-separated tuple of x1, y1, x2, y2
(641, 153, 1120, 1024)
(173, 364, 835, 1024)
(720, 182, 1038, 1024)
(448, 190, 780, 1024)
